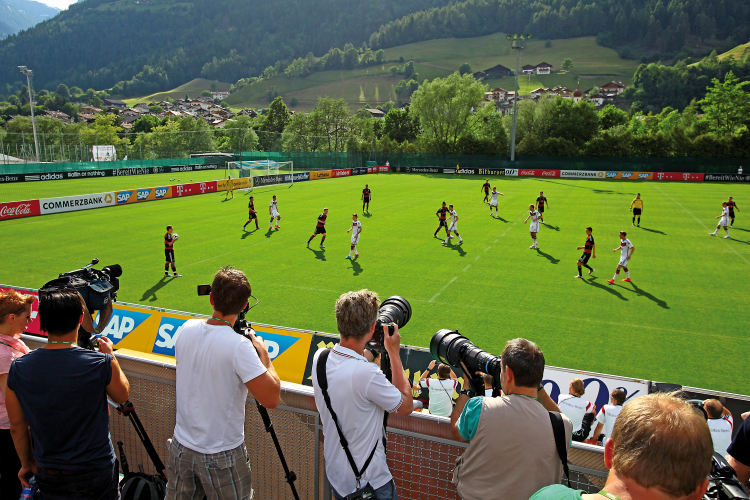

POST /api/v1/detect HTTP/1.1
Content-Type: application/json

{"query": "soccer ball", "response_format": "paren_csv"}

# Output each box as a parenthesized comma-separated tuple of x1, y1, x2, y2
(172, 233, 179, 241)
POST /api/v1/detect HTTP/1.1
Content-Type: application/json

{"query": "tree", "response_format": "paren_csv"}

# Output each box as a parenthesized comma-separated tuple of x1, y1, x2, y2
(261, 96, 291, 134)
(388, 66, 399, 77)
(290, 97, 299, 107)
(699, 70, 750, 136)
(220, 116, 259, 152)
(547, 97, 599, 145)
(403, 61, 415, 79)
(458, 63, 472, 76)
(395, 79, 419, 100)
(544, 40, 552, 48)
(410, 72, 495, 152)
(132, 115, 161, 134)
(149, 105, 164, 114)
(343, 48, 359, 69)
(55, 84, 70, 100)
(184, 93, 189, 101)
(375, 49, 385, 64)
(561, 58, 574, 71)
(382, 108, 419, 142)
(200, 90, 212, 97)
(599, 104, 629, 130)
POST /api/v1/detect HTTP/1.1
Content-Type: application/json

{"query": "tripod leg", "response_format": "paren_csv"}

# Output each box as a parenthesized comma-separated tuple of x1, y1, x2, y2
(255, 402, 301, 500)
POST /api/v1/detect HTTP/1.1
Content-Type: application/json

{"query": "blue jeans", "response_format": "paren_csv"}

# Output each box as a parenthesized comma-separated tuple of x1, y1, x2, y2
(332, 479, 398, 500)
(35, 462, 119, 500)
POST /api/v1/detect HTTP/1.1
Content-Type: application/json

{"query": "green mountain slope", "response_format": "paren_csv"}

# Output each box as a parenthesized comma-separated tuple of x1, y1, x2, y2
(0, 0, 59, 38)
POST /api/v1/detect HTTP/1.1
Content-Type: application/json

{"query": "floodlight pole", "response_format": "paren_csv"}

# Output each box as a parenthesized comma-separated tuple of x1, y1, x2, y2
(18, 66, 40, 163)
(507, 34, 530, 162)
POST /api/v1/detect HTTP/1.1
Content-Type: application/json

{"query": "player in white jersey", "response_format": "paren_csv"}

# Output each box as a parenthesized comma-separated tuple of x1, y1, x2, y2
(524, 204, 541, 248)
(269, 195, 280, 229)
(607, 231, 634, 284)
(709, 202, 731, 238)
(345, 213, 362, 259)
(587, 389, 626, 445)
(489, 187, 504, 217)
(443, 204, 463, 245)
(557, 378, 596, 441)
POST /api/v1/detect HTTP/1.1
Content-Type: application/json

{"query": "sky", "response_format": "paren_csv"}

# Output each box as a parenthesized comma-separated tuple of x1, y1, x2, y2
(37, 0, 77, 11)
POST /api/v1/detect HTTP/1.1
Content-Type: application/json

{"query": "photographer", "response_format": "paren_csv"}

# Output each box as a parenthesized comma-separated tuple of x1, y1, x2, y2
(6, 289, 130, 499)
(704, 399, 734, 456)
(450, 338, 572, 500)
(167, 266, 280, 500)
(531, 392, 713, 500)
(312, 289, 413, 500)
(727, 416, 750, 485)
(412, 360, 457, 418)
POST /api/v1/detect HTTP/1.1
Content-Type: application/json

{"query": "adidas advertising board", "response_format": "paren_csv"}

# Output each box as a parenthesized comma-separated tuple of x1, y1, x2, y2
(443, 168, 478, 174)
(0, 165, 220, 184)
(560, 170, 606, 178)
(40, 192, 116, 214)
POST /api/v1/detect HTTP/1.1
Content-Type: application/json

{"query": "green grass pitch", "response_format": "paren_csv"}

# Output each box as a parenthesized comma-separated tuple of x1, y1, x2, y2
(1, 173, 749, 395)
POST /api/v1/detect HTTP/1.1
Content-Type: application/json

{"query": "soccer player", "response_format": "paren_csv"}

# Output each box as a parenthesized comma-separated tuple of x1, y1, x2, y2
(164, 225, 181, 277)
(243, 196, 259, 231)
(709, 202, 731, 238)
(481, 179, 491, 204)
(225, 174, 234, 200)
(434, 202, 450, 239)
(362, 184, 371, 214)
(535, 191, 549, 224)
(269, 195, 281, 229)
(574, 227, 596, 278)
(727, 196, 739, 227)
(307, 208, 328, 249)
(345, 213, 362, 259)
(524, 204, 541, 249)
(443, 204, 463, 245)
(607, 231, 634, 284)
(630, 193, 643, 227)
(489, 187, 504, 216)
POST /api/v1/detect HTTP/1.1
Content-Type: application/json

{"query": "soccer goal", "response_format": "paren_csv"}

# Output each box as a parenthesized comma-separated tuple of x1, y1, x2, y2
(226, 160, 294, 191)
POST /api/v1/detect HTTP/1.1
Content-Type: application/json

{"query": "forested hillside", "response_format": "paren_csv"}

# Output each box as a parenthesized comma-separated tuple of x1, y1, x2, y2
(0, 0, 59, 39)
(0, 0, 450, 94)
(369, 0, 750, 61)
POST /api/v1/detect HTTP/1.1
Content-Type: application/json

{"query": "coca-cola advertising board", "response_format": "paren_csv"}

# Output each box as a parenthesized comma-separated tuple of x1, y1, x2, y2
(0, 200, 41, 221)
(0, 286, 42, 336)
(518, 169, 561, 178)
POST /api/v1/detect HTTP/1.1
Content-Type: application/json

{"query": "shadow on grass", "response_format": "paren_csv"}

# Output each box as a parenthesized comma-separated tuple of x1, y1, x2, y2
(582, 276, 628, 301)
(640, 227, 666, 235)
(221, 196, 235, 203)
(349, 257, 363, 276)
(241, 227, 259, 239)
(445, 239, 467, 257)
(492, 215, 509, 222)
(731, 227, 749, 232)
(535, 248, 560, 264)
(362, 212, 373, 218)
(619, 281, 669, 309)
(140, 276, 173, 302)
(537, 179, 632, 196)
(542, 223, 560, 231)
(307, 247, 326, 261)
(727, 238, 750, 245)
(265, 227, 281, 238)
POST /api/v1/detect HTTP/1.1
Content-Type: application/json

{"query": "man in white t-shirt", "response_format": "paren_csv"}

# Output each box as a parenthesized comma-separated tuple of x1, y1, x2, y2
(607, 231, 634, 284)
(412, 360, 457, 417)
(557, 378, 596, 441)
(312, 290, 413, 500)
(166, 266, 281, 500)
(346, 213, 362, 260)
(269, 195, 281, 229)
(588, 389, 626, 445)
(443, 204, 463, 245)
(709, 202, 731, 238)
(489, 187, 504, 217)
(524, 204, 541, 249)
(704, 399, 734, 456)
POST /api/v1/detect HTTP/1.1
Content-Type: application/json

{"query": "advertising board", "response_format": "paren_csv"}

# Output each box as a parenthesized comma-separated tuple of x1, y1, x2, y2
(477, 168, 504, 176)
(284, 172, 310, 183)
(367, 166, 390, 174)
(0, 200, 41, 221)
(92, 303, 313, 384)
(41, 192, 116, 214)
(560, 170, 606, 179)
(217, 178, 251, 191)
(606, 172, 653, 180)
(115, 187, 172, 205)
(172, 181, 218, 197)
(504, 169, 518, 176)
(92, 145, 116, 162)
(351, 167, 368, 176)
(310, 170, 332, 180)
(403, 167, 441, 174)
(252, 175, 284, 187)
(704, 174, 750, 182)
(541, 367, 648, 415)
(331, 169, 351, 178)
(652, 172, 704, 182)
(443, 168, 477, 174)
(518, 169, 560, 178)
(0, 165, 221, 184)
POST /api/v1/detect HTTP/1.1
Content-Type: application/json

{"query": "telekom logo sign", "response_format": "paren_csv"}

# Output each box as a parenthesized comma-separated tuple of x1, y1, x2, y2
(657, 172, 666, 180)
(200, 183, 207, 193)
(176, 185, 184, 196)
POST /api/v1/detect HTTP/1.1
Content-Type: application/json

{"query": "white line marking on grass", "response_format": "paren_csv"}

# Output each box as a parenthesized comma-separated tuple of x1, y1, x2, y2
(428, 276, 458, 303)
(475, 255, 481, 261)
(652, 184, 750, 266)
(494, 239, 499, 243)
(463, 264, 471, 271)
(484, 246, 491, 252)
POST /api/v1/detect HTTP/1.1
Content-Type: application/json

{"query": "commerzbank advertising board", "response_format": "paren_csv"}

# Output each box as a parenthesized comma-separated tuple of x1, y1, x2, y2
(40, 192, 116, 214)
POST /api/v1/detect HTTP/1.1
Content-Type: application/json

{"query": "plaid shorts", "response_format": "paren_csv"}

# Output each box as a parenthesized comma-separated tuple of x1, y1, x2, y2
(165, 437, 253, 500)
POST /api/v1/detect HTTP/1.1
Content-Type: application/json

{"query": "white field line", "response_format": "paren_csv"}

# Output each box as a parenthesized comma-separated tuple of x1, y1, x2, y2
(428, 276, 458, 303)
(463, 264, 471, 271)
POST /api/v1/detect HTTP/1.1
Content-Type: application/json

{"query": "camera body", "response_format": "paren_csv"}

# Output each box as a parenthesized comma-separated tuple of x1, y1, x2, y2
(40, 259, 122, 313)
(703, 453, 750, 500)
(366, 296, 411, 352)
(430, 329, 502, 394)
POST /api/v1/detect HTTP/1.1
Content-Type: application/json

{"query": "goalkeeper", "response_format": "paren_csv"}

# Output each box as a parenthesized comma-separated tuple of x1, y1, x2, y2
(225, 174, 234, 200)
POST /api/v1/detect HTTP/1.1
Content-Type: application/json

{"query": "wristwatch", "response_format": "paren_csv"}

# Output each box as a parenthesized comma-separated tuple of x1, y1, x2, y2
(460, 389, 475, 398)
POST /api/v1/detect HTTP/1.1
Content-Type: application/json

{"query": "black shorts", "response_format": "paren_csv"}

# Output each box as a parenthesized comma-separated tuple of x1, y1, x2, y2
(578, 253, 591, 265)
(248, 213, 257, 220)
(165, 249, 175, 262)
(729, 211, 735, 218)
(484, 190, 489, 195)
(633, 208, 642, 216)
(538, 206, 545, 213)
(438, 220, 447, 228)
(363, 197, 370, 204)
(314, 226, 326, 235)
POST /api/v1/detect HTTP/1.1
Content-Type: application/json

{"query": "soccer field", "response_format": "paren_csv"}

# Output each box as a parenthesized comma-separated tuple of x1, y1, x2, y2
(2, 173, 749, 395)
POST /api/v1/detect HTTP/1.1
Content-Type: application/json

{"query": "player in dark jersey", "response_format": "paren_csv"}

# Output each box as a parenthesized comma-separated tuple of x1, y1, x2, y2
(535, 191, 549, 224)
(727, 197, 739, 227)
(243, 196, 259, 231)
(574, 227, 596, 278)
(434, 202, 450, 239)
(362, 184, 372, 214)
(481, 180, 491, 204)
(307, 208, 328, 249)
(164, 225, 181, 277)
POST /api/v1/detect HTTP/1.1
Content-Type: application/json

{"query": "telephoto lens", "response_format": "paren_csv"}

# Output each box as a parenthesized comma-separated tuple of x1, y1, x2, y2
(430, 329, 500, 377)
(368, 296, 412, 349)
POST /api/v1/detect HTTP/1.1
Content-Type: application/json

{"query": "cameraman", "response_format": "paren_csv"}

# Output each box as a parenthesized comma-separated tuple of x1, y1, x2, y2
(727, 417, 750, 485)
(412, 360, 457, 417)
(6, 289, 130, 499)
(167, 266, 280, 500)
(531, 392, 713, 500)
(450, 338, 572, 500)
(312, 290, 413, 500)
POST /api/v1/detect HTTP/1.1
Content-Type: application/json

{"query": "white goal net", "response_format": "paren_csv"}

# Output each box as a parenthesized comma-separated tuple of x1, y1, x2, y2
(226, 160, 293, 190)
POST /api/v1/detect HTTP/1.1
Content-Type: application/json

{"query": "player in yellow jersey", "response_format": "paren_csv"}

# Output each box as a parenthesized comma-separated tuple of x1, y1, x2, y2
(630, 193, 643, 227)
(225, 174, 234, 200)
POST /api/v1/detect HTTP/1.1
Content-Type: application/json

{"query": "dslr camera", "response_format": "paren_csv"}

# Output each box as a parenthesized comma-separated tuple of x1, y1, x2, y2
(366, 296, 412, 352)
(703, 453, 750, 500)
(430, 329, 501, 394)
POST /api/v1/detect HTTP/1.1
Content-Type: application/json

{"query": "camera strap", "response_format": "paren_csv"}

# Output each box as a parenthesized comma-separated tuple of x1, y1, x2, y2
(316, 349, 382, 489)
(548, 411, 571, 487)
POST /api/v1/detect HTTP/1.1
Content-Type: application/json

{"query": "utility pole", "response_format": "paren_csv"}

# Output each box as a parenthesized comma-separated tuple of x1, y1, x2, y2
(18, 66, 40, 163)
(506, 34, 531, 162)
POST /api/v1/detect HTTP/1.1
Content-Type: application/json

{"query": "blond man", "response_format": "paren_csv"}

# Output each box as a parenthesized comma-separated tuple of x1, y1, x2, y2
(531, 392, 714, 500)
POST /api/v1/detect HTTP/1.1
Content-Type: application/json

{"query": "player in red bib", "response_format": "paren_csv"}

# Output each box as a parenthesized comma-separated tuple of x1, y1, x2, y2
(434, 202, 450, 239)
(535, 191, 549, 224)
(574, 227, 596, 278)
(243, 196, 259, 231)
(481, 180, 491, 204)
(307, 208, 328, 249)
(164, 225, 181, 277)
(362, 184, 371, 214)
(727, 197, 739, 227)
